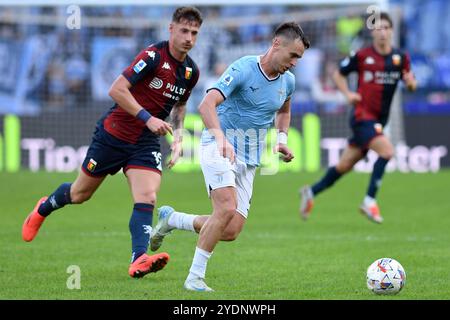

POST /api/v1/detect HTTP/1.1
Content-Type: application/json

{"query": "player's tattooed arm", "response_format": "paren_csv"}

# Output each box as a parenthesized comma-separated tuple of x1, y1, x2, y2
(170, 101, 187, 142)
(167, 101, 186, 168)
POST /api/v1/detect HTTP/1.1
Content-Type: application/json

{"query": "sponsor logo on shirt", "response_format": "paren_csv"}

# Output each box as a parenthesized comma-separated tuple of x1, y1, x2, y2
(364, 71, 374, 82)
(148, 76, 187, 100)
(149, 77, 163, 89)
(163, 82, 186, 101)
(374, 71, 401, 85)
(162, 62, 171, 70)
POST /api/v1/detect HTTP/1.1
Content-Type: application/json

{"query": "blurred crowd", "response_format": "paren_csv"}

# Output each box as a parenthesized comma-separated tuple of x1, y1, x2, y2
(0, 1, 449, 115)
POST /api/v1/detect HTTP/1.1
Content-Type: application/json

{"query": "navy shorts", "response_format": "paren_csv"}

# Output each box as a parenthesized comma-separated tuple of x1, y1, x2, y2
(81, 127, 162, 177)
(348, 120, 383, 153)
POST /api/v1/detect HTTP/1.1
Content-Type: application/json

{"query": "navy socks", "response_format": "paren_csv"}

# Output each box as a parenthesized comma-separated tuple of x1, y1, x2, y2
(38, 183, 72, 217)
(129, 203, 154, 263)
(311, 167, 342, 196)
(367, 157, 389, 198)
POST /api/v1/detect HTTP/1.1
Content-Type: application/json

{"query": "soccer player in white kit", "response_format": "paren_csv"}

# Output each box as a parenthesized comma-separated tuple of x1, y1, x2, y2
(151, 22, 310, 291)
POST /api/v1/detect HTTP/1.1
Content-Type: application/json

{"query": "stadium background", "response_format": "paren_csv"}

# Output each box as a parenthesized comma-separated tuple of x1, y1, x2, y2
(1, 0, 449, 174)
(1, 0, 450, 301)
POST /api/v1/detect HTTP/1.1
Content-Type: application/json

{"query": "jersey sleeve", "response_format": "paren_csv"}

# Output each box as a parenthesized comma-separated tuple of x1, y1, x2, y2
(207, 59, 244, 100)
(339, 51, 359, 76)
(402, 52, 412, 73)
(122, 47, 160, 85)
(285, 73, 296, 102)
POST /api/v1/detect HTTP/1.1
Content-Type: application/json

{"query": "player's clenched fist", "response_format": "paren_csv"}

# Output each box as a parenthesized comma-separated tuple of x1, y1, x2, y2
(345, 91, 362, 105)
(216, 137, 235, 164)
(274, 144, 294, 163)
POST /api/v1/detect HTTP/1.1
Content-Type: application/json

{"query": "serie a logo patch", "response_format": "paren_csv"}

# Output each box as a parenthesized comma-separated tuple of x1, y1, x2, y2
(87, 158, 97, 172)
(133, 59, 147, 73)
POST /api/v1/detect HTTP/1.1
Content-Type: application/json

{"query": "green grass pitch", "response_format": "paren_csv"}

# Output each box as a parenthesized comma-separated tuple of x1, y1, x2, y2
(1, 170, 449, 300)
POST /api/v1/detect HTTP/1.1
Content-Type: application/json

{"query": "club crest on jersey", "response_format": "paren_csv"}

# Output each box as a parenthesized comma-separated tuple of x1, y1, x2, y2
(392, 54, 402, 66)
(87, 158, 97, 172)
(133, 59, 147, 74)
(185, 67, 192, 79)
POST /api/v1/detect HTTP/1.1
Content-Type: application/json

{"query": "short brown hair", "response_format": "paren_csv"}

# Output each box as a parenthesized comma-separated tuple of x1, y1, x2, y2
(274, 22, 310, 49)
(380, 12, 393, 28)
(172, 6, 203, 26)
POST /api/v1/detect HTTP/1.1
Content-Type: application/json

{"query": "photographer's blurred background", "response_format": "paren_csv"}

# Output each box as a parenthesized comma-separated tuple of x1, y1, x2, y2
(0, 0, 449, 173)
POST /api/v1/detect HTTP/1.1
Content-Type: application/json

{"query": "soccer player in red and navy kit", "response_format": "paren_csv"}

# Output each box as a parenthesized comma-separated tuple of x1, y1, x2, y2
(300, 12, 417, 224)
(22, 7, 202, 278)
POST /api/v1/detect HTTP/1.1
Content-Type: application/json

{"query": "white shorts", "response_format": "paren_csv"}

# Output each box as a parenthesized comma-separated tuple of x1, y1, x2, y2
(200, 141, 256, 219)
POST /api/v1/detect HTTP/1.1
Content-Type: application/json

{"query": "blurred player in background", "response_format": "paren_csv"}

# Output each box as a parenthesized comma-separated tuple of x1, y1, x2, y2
(22, 7, 202, 278)
(150, 22, 310, 291)
(300, 12, 417, 224)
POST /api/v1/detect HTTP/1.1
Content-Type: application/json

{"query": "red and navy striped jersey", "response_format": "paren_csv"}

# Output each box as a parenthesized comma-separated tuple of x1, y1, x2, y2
(102, 41, 199, 144)
(339, 46, 411, 126)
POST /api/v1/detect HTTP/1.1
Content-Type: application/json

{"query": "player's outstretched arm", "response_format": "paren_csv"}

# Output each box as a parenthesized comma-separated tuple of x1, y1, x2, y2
(274, 98, 294, 162)
(108, 75, 172, 136)
(402, 70, 417, 91)
(198, 89, 235, 163)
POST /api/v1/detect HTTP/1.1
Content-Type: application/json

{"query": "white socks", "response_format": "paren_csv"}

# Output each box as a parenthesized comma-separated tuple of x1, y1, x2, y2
(364, 195, 377, 207)
(168, 211, 197, 232)
(187, 247, 212, 280)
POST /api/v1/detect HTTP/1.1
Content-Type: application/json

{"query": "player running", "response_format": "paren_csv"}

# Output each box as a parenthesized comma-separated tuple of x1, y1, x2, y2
(22, 7, 202, 278)
(150, 22, 310, 291)
(300, 12, 417, 224)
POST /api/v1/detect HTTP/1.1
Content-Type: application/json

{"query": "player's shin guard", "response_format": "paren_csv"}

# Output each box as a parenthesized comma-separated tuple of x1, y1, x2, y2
(367, 157, 389, 198)
(129, 203, 153, 263)
(38, 183, 72, 217)
(311, 166, 342, 196)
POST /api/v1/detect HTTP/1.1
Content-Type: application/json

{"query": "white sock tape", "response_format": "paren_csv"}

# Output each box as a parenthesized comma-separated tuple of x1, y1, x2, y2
(277, 131, 288, 145)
